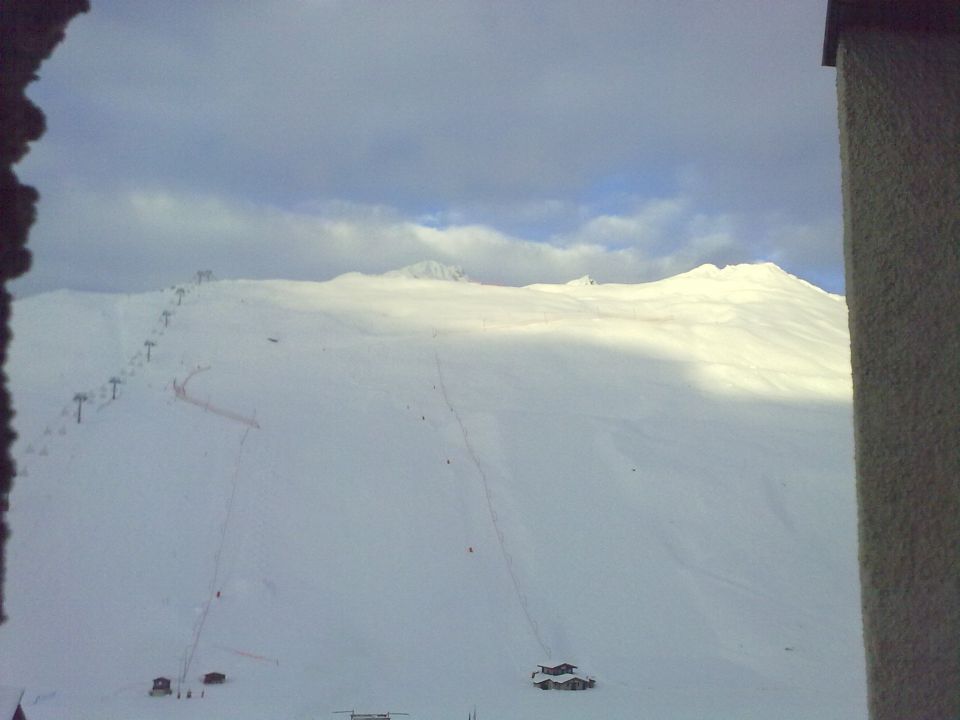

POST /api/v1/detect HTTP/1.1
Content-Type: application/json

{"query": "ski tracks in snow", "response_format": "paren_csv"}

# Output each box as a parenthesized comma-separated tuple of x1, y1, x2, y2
(181, 424, 253, 684)
(14, 283, 195, 481)
(432, 344, 553, 660)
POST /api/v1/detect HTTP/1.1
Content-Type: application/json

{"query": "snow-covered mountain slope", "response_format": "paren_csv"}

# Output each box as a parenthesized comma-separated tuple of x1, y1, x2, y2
(564, 275, 597, 286)
(381, 260, 470, 282)
(1, 264, 865, 720)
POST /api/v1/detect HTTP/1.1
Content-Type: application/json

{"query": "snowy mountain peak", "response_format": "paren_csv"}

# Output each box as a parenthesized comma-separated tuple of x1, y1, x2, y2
(565, 275, 598, 286)
(382, 260, 470, 282)
(672, 262, 836, 297)
(680, 261, 797, 283)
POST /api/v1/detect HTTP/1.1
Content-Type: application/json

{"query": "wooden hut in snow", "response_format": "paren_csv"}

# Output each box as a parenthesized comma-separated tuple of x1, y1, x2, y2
(531, 663, 595, 690)
(203, 672, 226, 685)
(149, 677, 172, 696)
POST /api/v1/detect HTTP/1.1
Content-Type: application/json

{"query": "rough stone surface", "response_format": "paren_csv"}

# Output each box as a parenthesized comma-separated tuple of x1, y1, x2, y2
(837, 28, 960, 720)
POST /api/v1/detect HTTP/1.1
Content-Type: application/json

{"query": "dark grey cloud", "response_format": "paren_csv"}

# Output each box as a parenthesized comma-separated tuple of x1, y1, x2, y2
(17, 1, 844, 295)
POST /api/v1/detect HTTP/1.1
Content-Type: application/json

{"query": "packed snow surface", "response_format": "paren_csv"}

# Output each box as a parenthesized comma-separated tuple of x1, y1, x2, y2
(1, 263, 865, 719)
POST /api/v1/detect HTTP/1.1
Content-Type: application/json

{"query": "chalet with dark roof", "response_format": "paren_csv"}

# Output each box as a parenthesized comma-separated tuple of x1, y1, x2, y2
(531, 662, 595, 690)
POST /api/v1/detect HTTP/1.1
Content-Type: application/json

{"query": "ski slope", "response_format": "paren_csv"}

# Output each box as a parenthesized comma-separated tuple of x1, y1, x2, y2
(1, 263, 866, 719)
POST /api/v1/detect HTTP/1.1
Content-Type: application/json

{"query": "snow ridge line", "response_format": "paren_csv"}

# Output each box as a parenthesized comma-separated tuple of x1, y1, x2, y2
(173, 366, 260, 429)
(432, 346, 552, 660)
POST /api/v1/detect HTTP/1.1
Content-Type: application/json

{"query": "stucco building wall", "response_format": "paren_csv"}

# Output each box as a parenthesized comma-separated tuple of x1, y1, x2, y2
(836, 29, 960, 720)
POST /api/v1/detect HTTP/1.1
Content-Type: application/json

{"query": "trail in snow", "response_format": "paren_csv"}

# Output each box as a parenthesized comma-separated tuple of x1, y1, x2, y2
(2, 268, 866, 720)
(17, 310, 166, 477)
(21, 280, 266, 690)
(181, 425, 253, 684)
(212, 645, 279, 664)
(432, 344, 552, 660)
(14, 278, 261, 688)
(173, 366, 260, 429)
(14, 283, 188, 477)
(17, 348, 144, 465)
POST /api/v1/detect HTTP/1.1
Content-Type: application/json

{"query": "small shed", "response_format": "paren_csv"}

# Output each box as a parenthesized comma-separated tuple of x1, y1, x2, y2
(149, 677, 172, 697)
(203, 672, 226, 685)
(0, 687, 26, 720)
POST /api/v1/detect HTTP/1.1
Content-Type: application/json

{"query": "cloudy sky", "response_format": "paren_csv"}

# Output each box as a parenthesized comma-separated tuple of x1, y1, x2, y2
(14, 1, 844, 296)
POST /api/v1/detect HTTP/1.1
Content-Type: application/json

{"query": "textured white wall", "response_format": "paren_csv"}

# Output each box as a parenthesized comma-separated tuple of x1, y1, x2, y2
(837, 28, 960, 720)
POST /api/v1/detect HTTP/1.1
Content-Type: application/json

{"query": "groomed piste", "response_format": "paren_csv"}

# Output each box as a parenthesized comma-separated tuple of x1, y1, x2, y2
(2, 263, 866, 719)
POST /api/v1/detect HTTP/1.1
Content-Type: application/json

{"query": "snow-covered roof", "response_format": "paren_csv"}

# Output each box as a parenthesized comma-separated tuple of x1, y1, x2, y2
(0, 687, 23, 720)
(532, 672, 590, 684)
(538, 662, 577, 670)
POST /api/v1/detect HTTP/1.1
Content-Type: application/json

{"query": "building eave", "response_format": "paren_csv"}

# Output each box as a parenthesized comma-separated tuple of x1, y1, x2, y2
(823, 0, 960, 67)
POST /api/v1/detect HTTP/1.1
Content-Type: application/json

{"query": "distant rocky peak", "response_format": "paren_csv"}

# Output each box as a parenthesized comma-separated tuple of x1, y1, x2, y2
(384, 260, 470, 282)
